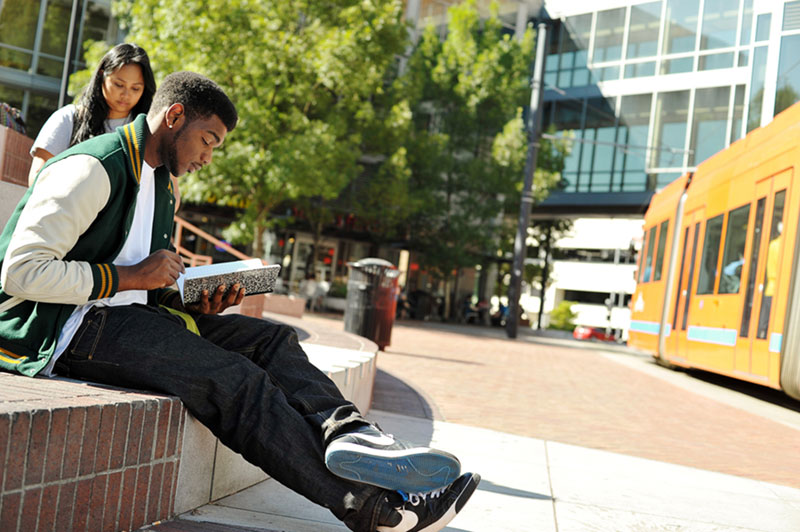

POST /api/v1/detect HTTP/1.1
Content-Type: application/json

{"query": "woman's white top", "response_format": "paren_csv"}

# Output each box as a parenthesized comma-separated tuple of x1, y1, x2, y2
(30, 104, 132, 157)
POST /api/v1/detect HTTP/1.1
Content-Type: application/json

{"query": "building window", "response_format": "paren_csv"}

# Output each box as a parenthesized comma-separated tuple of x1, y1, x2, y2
(731, 85, 745, 143)
(654, 172, 682, 189)
(558, 14, 592, 88)
(37, 0, 76, 77)
(0, 1, 40, 70)
(594, 65, 620, 82)
(652, 90, 690, 168)
(594, 8, 626, 63)
(774, 34, 800, 116)
(690, 86, 730, 166)
(755, 13, 771, 41)
(660, 56, 693, 75)
(698, 52, 734, 71)
(783, 1, 800, 31)
(583, 97, 617, 192)
(626, 1, 662, 60)
(663, 0, 699, 54)
(700, 0, 740, 50)
(80, 2, 113, 61)
(552, 100, 584, 192)
(740, 0, 754, 45)
(747, 46, 768, 131)
(618, 93, 651, 191)
(624, 61, 657, 78)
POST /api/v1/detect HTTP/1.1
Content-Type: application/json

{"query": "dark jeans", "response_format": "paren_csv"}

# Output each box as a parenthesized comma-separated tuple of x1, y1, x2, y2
(57, 304, 385, 531)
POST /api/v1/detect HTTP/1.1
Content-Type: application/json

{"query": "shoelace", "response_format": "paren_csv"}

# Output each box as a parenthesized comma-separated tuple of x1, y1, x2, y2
(399, 486, 446, 506)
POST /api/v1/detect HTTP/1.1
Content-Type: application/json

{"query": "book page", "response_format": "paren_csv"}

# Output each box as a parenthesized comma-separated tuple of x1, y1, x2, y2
(183, 258, 263, 279)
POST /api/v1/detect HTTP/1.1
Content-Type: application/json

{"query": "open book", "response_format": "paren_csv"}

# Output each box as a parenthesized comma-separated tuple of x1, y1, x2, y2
(176, 259, 281, 305)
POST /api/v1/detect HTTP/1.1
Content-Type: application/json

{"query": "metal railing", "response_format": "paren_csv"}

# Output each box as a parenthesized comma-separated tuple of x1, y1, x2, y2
(173, 215, 253, 267)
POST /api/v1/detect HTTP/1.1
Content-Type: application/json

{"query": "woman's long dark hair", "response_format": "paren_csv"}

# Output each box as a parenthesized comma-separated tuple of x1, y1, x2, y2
(70, 43, 156, 146)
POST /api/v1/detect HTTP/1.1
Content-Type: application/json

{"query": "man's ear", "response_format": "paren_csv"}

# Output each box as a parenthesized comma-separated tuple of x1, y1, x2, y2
(165, 103, 185, 130)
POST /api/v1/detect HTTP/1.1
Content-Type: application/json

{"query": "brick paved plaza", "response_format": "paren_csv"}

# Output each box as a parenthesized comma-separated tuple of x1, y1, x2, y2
(304, 314, 800, 490)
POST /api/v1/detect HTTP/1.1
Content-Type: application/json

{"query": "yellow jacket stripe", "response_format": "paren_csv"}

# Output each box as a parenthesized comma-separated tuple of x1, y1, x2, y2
(0, 346, 24, 364)
(129, 123, 142, 181)
(123, 124, 141, 183)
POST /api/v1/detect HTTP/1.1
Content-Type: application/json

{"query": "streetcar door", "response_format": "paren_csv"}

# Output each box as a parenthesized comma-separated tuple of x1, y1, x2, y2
(740, 171, 790, 383)
(670, 209, 703, 361)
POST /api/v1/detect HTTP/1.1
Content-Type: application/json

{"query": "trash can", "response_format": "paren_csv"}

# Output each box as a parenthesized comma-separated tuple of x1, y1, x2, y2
(344, 258, 400, 350)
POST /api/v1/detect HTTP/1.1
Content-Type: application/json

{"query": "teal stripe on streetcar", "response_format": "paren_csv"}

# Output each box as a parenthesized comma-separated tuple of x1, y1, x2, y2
(629, 320, 671, 336)
(769, 333, 782, 353)
(686, 326, 737, 346)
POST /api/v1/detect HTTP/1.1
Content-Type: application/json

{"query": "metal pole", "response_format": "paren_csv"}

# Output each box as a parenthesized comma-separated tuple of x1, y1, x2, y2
(506, 21, 548, 339)
(58, 0, 81, 108)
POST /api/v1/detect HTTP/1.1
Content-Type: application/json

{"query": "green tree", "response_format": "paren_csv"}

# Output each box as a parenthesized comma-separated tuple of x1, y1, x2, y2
(529, 218, 573, 329)
(111, 0, 409, 258)
(391, 1, 567, 317)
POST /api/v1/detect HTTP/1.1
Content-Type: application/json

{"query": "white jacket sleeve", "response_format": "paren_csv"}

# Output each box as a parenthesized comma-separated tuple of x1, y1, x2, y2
(1, 155, 112, 304)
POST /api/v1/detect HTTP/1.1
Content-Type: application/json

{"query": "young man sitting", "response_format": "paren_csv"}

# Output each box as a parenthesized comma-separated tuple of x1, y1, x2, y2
(0, 71, 479, 532)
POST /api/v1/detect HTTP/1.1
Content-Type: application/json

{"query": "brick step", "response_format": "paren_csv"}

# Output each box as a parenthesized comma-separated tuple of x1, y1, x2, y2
(0, 320, 378, 532)
(0, 375, 184, 531)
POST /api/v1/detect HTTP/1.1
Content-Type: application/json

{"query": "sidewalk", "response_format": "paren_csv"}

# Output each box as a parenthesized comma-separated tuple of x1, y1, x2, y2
(160, 409, 800, 532)
(142, 314, 800, 531)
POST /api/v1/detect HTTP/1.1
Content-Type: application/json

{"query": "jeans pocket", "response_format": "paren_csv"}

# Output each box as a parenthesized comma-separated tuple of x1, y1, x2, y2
(68, 307, 107, 361)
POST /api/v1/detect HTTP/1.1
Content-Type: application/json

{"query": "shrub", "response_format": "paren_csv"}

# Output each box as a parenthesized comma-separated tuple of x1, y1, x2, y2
(549, 301, 577, 331)
(328, 280, 348, 298)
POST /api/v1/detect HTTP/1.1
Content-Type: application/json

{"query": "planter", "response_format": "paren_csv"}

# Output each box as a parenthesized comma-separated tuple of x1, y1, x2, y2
(324, 296, 347, 312)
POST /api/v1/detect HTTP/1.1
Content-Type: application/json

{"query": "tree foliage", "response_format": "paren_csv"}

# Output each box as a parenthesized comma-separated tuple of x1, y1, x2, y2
(111, 0, 409, 256)
(387, 0, 568, 281)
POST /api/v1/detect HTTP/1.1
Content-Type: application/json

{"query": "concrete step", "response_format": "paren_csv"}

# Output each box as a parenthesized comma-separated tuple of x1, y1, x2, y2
(0, 315, 378, 532)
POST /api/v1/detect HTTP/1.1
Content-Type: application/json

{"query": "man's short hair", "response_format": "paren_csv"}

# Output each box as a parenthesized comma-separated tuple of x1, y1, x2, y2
(151, 71, 238, 131)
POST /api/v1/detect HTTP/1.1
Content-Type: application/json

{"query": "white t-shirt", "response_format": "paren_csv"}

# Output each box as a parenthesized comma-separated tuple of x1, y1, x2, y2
(44, 161, 157, 375)
(30, 104, 132, 157)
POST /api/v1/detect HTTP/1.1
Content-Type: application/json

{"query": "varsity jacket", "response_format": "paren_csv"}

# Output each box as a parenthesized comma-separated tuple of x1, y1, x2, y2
(0, 113, 176, 376)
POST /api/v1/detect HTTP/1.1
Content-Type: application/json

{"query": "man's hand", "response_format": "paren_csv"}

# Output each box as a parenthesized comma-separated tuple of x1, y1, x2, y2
(117, 249, 185, 291)
(185, 284, 246, 315)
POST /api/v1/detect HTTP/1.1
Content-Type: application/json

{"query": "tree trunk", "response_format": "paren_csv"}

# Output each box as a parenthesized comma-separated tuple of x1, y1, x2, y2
(310, 216, 324, 277)
(450, 268, 461, 322)
(252, 224, 265, 259)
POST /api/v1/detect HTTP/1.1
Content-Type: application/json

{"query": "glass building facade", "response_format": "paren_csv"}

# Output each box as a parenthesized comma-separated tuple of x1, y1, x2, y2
(542, 0, 800, 198)
(0, 0, 118, 137)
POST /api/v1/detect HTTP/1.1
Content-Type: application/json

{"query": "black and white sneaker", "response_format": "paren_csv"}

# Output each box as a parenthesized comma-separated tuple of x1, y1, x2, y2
(376, 472, 481, 532)
(325, 425, 461, 493)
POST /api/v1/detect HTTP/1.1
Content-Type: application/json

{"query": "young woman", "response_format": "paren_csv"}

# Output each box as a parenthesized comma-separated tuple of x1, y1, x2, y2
(28, 43, 156, 185)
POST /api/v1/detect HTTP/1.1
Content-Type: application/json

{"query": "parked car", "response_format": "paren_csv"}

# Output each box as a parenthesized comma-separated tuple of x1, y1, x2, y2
(573, 326, 615, 342)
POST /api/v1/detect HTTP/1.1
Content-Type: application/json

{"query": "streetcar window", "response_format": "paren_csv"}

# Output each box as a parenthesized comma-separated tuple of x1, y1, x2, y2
(757, 189, 786, 339)
(638, 228, 650, 283)
(654, 220, 669, 281)
(682, 223, 701, 330)
(643, 226, 658, 282)
(697, 214, 724, 294)
(673, 226, 690, 331)
(740, 197, 766, 337)
(719, 204, 750, 294)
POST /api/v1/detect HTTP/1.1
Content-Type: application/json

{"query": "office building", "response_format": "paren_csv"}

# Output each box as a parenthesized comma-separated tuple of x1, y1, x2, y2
(0, 0, 118, 136)
(528, 0, 800, 337)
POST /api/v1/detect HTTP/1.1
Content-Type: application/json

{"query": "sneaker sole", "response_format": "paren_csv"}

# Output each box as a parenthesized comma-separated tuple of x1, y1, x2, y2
(325, 444, 461, 492)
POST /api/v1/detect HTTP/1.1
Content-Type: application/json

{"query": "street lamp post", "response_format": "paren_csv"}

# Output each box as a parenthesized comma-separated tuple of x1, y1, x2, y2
(506, 20, 548, 339)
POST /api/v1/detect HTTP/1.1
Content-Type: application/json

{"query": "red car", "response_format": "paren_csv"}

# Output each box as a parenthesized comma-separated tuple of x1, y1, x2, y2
(573, 326, 615, 342)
